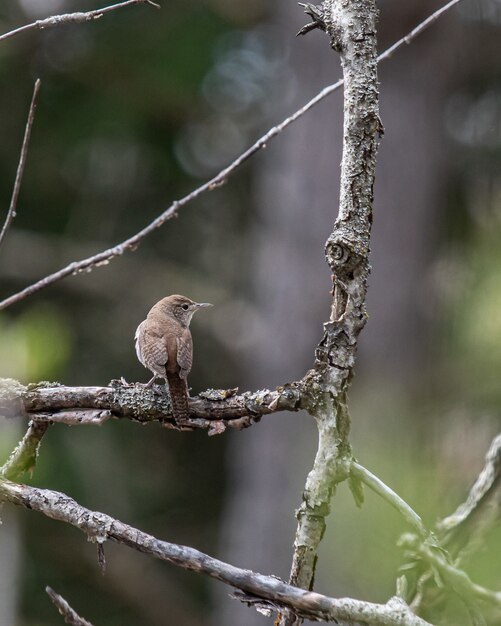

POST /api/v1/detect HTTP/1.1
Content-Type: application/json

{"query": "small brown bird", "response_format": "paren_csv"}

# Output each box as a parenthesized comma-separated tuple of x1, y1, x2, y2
(135, 295, 212, 420)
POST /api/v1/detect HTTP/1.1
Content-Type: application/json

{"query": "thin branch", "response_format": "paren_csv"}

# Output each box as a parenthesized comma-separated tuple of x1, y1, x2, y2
(400, 533, 501, 610)
(0, 419, 49, 480)
(0, 0, 159, 44)
(378, 0, 464, 62)
(438, 433, 501, 553)
(351, 462, 430, 541)
(406, 434, 501, 614)
(0, 479, 431, 626)
(46, 587, 94, 626)
(0, 0, 467, 311)
(0, 79, 40, 249)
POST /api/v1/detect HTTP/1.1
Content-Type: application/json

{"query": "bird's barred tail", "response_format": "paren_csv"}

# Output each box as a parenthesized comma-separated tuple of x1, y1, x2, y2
(166, 373, 189, 421)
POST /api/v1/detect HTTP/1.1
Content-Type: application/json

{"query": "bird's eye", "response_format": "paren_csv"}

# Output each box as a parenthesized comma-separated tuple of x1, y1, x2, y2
(181, 304, 189, 311)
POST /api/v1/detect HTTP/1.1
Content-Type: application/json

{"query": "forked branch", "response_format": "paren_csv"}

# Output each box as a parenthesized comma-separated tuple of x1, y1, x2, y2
(0, 479, 431, 626)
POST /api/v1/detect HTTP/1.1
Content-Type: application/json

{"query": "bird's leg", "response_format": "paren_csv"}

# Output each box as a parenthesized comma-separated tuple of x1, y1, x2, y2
(118, 375, 161, 391)
(144, 375, 157, 388)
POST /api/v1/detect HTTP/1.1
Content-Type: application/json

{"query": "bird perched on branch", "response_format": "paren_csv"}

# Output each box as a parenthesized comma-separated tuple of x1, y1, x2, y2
(135, 295, 212, 420)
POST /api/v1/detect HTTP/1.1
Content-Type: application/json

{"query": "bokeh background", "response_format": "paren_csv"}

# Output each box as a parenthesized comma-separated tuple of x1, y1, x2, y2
(1, 0, 501, 624)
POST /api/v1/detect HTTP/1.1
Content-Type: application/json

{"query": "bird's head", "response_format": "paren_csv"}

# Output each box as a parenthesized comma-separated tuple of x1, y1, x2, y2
(156, 294, 212, 327)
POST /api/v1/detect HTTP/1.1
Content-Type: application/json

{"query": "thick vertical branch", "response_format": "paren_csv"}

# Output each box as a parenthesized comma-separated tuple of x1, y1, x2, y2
(285, 0, 381, 617)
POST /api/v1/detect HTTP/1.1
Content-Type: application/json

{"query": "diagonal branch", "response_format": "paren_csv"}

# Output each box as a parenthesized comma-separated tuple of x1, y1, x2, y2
(405, 433, 501, 614)
(0, 79, 40, 250)
(438, 433, 501, 554)
(0, 0, 467, 311)
(0, 479, 431, 626)
(0, 0, 159, 44)
(46, 587, 95, 626)
(0, 419, 49, 480)
(351, 462, 430, 541)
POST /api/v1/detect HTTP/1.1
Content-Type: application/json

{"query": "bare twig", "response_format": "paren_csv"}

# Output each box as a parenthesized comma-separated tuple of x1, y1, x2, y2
(46, 587, 94, 626)
(351, 462, 430, 540)
(0, 79, 40, 250)
(0, 479, 430, 626)
(0, 420, 49, 480)
(378, 0, 464, 62)
(0, 0, 467, 311)
(0, 0, 159, 44)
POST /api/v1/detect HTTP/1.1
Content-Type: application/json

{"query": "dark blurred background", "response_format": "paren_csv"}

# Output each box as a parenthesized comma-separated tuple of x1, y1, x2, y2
(1, 0, 501, 625)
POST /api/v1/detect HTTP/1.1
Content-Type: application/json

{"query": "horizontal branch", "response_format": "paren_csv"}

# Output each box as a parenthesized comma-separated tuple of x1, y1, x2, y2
(0, 479, 431, 626)
(0, 0, 466, 311)
(0, 378, 304, 433)
(0, 0, 159, 44)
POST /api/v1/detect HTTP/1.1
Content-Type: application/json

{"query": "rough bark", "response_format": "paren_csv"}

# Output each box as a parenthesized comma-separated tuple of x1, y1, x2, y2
(282, 3, 381, 616)
(0, 478, 432, 626)
(0, 378, 304, 432)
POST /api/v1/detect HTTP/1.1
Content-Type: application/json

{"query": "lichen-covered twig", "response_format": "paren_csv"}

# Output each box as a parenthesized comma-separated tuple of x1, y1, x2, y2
(0, 479, 431, 626)
(0, 378, 304, 433)
(0, 420, 49, 480)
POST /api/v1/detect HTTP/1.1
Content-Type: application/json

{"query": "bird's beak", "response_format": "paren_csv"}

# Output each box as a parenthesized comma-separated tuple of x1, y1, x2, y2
(196, 302, 213, 308)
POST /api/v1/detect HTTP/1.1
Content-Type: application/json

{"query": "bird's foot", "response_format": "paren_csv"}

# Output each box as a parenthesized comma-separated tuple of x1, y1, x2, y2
(119, 377, 135, 388)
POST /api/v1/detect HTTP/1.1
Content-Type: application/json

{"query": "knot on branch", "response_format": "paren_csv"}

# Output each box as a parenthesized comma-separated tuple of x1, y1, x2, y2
(325, 227, 369, 278)
(0, 378, 27, 418)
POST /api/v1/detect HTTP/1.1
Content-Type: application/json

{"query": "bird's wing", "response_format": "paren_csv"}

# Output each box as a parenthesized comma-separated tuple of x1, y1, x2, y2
(136, 320, 168, 376)
(176, 329, 193, 379)
(134, 321, 147, 364)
